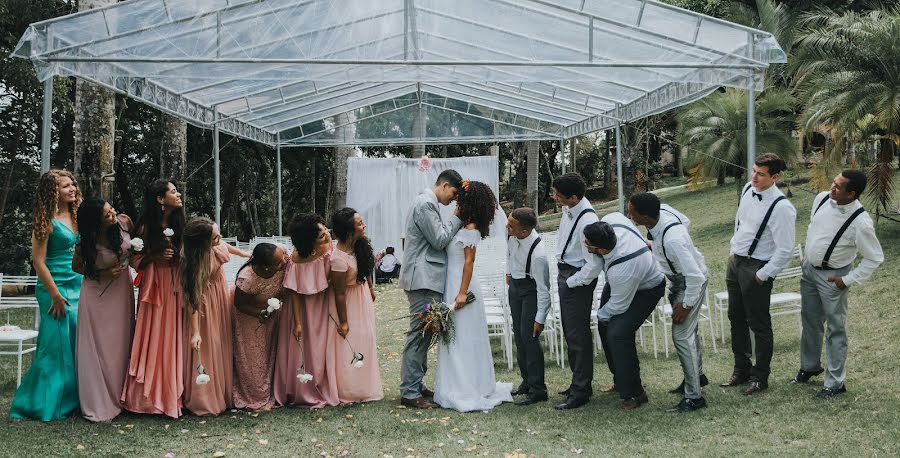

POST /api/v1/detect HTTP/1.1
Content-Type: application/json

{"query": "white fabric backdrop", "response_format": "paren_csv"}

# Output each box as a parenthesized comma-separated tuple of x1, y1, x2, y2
(346, 156, 506, 260)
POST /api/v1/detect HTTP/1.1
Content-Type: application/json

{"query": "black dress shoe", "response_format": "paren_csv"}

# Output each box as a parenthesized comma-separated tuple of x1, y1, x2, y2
(558, 388, 571, 396)
(790, 368, 825, 384)
(515, 394, 548, 406)
(668, 397, 707, 412)
(743, 381, 768, 396)
(420, 388, 435, 399)
(816, 385, 846, 399)
(553, 396, 589, 410)
(511, 385, 530, 396)
(668, 374, 710, 394)
(720, 374, 750, 387)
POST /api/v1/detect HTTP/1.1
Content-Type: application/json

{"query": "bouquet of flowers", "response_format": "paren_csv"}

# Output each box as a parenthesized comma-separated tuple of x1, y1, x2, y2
(420, 291, 476, 349)
(196, 362, 210, 385)
(99, 236, 143, 297)
(260, 297, 282, 320)
(295, 341, 313, 383)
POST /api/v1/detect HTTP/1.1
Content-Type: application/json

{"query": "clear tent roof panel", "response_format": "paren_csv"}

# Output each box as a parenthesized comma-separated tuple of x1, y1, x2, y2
(13, 0, 786, 146)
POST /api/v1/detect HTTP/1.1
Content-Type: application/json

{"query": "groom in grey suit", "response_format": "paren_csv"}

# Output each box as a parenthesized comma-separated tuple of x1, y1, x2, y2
(399, 169, 464, 409)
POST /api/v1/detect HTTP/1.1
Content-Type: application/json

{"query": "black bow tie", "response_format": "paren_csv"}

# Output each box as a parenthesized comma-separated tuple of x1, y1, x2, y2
(751, 191, 763, 201)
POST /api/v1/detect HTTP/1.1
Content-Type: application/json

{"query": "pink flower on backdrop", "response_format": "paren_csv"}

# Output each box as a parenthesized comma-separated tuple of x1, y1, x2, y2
(418, 155, 432, 172)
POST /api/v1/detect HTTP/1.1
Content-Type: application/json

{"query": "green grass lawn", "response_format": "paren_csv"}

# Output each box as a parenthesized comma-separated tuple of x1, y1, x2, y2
(1, 177, 898, 457)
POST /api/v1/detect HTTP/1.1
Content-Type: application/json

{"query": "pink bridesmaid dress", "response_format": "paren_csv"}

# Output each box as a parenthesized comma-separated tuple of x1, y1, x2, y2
(330, 249, 384, 403)
(273, 244, 339, 408)
(182, 241, 234, 416)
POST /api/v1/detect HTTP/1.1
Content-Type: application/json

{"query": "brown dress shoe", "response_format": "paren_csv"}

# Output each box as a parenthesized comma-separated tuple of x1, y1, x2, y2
(400, 396, 437, 409)
(602, 384, 617, 394)
(618, 392, 649, 410)
(743, 381, 768, 396)
(720, 374, 749, 387)
(420, 388, 435, 399)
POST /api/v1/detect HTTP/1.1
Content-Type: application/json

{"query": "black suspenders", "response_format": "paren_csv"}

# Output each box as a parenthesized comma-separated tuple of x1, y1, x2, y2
(611, 223, 644, 242)
(560, 208, 596, 261)
(524, 237, 542, 277)
(606, 246, 650, 271)
(813, 195, 830, 215)
(746, 196, 787, 258)
(660, 221, 681, 273)
(820, 207, 866, 268)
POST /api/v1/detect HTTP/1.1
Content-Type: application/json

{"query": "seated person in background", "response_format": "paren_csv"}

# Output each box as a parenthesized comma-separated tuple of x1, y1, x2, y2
(375, 246, 401, 284)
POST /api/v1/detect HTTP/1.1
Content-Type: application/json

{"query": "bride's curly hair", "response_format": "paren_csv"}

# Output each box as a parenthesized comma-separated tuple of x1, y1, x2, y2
(33, 170, 82, 241)
(456, 180, 496, 238)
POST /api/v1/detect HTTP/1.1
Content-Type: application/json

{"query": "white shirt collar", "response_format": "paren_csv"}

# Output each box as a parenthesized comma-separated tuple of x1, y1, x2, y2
(830, 197, 862, 214)
(564, 197, 590, 219)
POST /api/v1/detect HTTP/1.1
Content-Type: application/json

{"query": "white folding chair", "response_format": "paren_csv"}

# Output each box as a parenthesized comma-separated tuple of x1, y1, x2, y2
(658, 288, 718, 358)
(0, 274, 41, 387)
(716, 244, 804, 344)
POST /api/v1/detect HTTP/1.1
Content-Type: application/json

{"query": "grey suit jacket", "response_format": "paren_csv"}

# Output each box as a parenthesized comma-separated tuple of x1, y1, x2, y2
(399, 190, 462, 293)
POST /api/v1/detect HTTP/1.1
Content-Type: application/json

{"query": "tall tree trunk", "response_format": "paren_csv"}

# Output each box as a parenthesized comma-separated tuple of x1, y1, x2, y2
(329, 111, 357, 216)
(621, 123, 647, 202)
(73, 0, 116, 199)
(412, 103, 426, 157)
(159, 115, 188, 204)
(526, 140, 540, 210)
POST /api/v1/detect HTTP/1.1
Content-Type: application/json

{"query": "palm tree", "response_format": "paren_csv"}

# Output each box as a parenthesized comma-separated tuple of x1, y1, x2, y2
(676, 87, 797, 195)
(794, 7, 900, 216)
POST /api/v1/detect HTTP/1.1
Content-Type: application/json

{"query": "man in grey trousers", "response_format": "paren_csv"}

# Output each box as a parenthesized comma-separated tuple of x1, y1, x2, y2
(628, 193, 709, 412)
(793, 170, 883, 398)
(398, 169, 464, 409)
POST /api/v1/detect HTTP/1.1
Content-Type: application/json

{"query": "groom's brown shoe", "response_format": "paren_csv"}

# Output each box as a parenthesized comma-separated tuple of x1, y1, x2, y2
(401, 396, 436, 409)
(420, 388, 435, 399)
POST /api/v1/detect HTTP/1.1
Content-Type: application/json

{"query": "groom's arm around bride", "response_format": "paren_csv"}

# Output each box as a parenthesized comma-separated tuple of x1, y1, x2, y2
(399, 169, 464, 408)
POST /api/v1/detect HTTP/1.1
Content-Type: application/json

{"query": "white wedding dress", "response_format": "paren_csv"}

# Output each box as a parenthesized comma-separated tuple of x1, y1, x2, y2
(433, 228, 513, 412)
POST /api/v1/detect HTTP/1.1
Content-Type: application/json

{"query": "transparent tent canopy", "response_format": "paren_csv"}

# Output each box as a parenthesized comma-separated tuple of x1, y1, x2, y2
(13, 0, 786, 146)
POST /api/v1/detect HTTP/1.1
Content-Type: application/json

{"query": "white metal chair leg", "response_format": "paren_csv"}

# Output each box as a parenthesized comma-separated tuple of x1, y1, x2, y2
(17, 340, 24, 387)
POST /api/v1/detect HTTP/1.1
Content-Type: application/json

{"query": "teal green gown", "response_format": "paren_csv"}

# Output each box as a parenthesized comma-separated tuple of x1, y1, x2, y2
(10, 219, 82, 421)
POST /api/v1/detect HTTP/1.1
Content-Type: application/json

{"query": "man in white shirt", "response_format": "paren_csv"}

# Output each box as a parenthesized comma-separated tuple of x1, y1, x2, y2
(583, 215, 665, 410)
(628, 193, 709, 412)
(793, 170, 883, 398)
(722, 153, 797, 396)
(551, 173, 600, 410)
(505, 208, 552, 406)
(375, 247, 401, 283)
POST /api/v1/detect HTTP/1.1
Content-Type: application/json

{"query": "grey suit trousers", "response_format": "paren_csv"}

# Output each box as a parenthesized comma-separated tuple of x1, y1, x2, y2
(668, 274, 708, 400)
(800, 260, 851, 390)
(400, 288, 443, 399)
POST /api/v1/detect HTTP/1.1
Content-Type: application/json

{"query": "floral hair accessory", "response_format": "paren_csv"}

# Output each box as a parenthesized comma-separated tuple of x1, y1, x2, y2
(462, 180, 470, 191)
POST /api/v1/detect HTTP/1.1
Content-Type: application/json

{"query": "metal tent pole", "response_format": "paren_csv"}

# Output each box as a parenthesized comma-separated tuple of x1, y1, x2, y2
(615, 120, 625, 214)
(276, 133, 283, 236)
(213, 109, 221, 225)
(40, 78, 53, 173)
(560, 136, 567, 174)
(746, 74, 756, 180)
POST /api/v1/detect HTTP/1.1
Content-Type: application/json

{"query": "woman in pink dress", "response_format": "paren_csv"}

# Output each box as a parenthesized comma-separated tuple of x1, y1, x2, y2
(121, 180, 186, 418)
(72, 197, 135, 422)
(231, 243, 287, 411)
(274, 213, 341, 408)
(330, 208, 384, 403)
(181, 217, 249, 416)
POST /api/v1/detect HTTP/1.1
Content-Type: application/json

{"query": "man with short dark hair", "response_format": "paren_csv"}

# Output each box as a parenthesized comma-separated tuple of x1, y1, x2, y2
(399, 169, 464, 408)
(583, 214, 665, 410)
(793, 170, 883, 398)
(722, 153, 797, 396)
(505, 207, 551, 406)
(629, 193, 709, 412)
(550, 172, 600, 410)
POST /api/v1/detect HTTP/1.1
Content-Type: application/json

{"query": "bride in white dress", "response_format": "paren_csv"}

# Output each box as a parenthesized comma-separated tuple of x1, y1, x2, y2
(433, 181, 513, 412)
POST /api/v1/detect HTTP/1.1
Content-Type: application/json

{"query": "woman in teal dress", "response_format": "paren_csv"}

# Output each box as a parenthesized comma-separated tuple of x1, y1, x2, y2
(10, 169, 83, 421)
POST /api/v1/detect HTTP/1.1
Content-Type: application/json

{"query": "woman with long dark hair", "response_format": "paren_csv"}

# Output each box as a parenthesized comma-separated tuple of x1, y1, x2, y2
(330, 207, 383, 403)
(180, 217, 248, 416)
(10, 170, 82, 421)
(432, 180, 513, 412)
(273, 213, 340, 408)
(232, 242, 287, 411)
(121, 179, 187, 418)
(71, 197, 135, 422)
